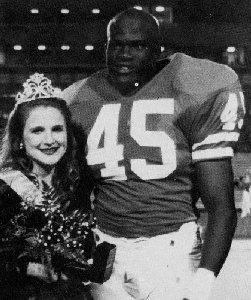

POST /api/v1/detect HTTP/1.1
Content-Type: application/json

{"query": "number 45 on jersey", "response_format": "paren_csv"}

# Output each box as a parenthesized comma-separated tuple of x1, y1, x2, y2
(87, 99, 177, 181)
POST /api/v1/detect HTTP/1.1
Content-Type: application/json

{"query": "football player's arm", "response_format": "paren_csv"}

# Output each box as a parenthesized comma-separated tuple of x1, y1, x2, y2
(189, 87, 244, 276)
(185, 158, 237, 300)
(195, 158, 237, 276)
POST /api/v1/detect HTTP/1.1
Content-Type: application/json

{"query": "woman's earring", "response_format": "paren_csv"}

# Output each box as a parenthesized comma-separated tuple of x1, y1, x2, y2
(20, 142, 24, 150)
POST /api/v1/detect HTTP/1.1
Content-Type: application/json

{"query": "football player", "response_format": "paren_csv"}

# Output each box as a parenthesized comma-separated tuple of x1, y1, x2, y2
(62, 8, 245, 300)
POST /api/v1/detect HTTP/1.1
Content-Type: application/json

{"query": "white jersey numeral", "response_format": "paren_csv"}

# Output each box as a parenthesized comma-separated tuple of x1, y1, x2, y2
(87, 100, 177, 180)
(130, 99, 176, 180)
(221, 91, 245, 131)
(86, 104, 126, 180)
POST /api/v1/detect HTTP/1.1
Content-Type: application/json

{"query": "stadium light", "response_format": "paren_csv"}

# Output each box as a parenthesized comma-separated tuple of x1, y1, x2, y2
(92, 8, 100, 14)
(85, 45, 94, 51)
(14, 45, 22, 51)
(61, 9, 70, 14)
(30, 8, 39, 14)
(38, 45, 46, 50)
(155, 6, 165, 12)
(227, 47, 236, 53)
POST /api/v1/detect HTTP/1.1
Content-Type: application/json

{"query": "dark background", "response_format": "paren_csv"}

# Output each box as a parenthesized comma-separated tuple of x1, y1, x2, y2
(0, 0, 250, 150)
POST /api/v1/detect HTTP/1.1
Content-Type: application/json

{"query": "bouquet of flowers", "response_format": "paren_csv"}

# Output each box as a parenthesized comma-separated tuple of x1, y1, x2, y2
(0, 182, 96, 297)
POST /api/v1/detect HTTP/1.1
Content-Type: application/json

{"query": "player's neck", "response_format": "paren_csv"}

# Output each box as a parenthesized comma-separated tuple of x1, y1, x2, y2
(112, 81, 144, 97)
(109, 69, 157, 97)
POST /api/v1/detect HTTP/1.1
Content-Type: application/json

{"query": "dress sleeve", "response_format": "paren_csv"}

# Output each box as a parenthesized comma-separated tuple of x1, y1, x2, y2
(0, 179, 22, 224)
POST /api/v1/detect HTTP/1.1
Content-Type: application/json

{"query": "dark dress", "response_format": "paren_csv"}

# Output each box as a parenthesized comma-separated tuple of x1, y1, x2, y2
(0, 177, 94, 300)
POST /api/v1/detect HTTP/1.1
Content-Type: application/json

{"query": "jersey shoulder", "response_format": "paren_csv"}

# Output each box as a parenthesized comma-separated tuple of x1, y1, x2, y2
(60, 69, 109, 105)
(171, 53, 239, 97)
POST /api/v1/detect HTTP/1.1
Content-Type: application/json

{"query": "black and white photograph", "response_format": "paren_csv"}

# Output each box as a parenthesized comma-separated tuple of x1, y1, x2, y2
(0, 1, 250, 299)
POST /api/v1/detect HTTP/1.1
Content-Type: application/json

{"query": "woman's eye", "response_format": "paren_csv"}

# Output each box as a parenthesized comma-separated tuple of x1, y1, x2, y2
(31, 127, 43, 133)
(53, 125, 64, 132)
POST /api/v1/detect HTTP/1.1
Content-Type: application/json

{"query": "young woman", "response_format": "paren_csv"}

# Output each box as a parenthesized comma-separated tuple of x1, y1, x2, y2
(0, 73, 94, 299)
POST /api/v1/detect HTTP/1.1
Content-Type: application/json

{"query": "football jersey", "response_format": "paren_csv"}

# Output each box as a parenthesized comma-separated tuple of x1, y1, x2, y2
(62, 53, 245, 238)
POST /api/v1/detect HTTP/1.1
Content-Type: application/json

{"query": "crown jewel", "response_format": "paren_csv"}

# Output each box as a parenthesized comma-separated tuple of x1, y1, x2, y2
(15, 73, 61, 105)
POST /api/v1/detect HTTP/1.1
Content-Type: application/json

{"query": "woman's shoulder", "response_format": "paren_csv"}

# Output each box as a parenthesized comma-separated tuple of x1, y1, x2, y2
(0, 167, 21, 185)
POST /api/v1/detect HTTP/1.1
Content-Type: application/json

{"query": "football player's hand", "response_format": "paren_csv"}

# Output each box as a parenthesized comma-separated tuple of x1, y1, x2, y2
(184, 268, 215, 300)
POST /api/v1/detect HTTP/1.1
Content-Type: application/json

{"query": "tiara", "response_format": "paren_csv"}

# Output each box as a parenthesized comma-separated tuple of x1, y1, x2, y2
(15, 73, 62, 105)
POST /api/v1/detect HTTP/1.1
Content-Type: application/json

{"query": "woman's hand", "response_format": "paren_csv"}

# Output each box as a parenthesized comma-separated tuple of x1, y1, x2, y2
(27, 262, 61, 283)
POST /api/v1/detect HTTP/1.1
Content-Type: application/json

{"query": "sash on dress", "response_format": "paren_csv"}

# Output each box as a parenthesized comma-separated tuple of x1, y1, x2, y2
(0, 169, 45, 206)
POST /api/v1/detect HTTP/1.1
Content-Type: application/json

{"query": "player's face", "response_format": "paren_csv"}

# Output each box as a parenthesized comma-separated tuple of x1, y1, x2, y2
(106, 17, 158, 94)
(23, 106, 67, 174)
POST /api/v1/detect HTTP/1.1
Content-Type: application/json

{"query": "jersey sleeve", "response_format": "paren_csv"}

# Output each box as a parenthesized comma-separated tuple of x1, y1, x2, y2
(190, 88, 245, 162)
(172, 53, 245, 162)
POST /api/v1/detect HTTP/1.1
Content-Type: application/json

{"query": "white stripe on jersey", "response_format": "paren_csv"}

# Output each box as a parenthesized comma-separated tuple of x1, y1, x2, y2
(192, 131, 239, 151)
(192, 147, 233, 161)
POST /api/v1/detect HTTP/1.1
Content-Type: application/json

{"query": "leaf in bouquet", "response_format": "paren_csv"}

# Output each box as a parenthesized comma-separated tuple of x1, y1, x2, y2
(41, 181, 58, 200)
(53, 243, 87, 264)
(41, 180, 52, 192)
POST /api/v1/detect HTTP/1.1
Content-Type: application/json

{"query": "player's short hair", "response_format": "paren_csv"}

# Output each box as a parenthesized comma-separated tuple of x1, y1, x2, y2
(107, 8, 161, 46)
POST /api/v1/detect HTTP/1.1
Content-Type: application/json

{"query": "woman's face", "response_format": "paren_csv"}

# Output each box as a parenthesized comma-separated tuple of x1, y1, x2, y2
(22, 106, 67, 174)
